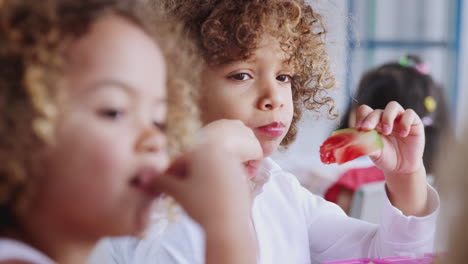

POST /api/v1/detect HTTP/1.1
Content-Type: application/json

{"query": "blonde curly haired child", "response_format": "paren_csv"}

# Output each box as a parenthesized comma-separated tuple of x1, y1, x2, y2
(0, 1, 261, 263)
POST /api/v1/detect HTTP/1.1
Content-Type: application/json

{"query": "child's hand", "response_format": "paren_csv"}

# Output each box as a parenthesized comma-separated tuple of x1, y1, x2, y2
(153, 119, 262, 225)
(154, 145, 252, 227)
(198, 119, 263, 178)
(355, 101, 429, 216)
(152, 138, 259, 264)
(355, 101, 425, 175)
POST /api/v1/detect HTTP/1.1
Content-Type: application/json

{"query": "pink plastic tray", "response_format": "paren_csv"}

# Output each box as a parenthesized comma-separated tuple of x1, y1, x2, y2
(322, 254, 436, 264)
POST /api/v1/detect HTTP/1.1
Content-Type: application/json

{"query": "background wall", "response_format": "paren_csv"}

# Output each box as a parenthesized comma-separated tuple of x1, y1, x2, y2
(457, 0, 468, 134)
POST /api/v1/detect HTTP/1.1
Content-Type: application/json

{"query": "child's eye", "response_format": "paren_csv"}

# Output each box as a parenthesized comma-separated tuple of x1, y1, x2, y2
(153, 121, 167, 132)
(229, 73, 252, 81)
(277, 74, 292, 83)
(98, 109, 125, 120)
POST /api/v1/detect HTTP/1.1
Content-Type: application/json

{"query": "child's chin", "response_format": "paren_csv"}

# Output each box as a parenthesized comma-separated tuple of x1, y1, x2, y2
(261, 141, 280, 158)
(120, 205, 152, 237)
(135, 207, 152, 234)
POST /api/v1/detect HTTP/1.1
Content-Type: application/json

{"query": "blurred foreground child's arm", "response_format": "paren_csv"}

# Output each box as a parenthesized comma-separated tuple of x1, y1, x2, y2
(153, 120, 262, 264)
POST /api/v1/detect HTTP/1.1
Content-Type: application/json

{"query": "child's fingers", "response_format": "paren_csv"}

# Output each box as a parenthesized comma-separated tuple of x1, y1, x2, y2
(151, 173, 183, 198)
(247, 141, 263, 162)
(359, 109, 383, 131)
(244, 160, 262, 179)
(153, 154, 191, 196)
(238, 135, 263, 164)
(397, 109, 418, 137)
(165, 153, 189, 179)
(354, 104, 374, 128)
(381, 101, 405, 135)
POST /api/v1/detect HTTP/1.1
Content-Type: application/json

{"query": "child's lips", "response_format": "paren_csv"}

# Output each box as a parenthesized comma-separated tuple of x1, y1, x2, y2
(130, 168, 163, 197)
(256, 122, 286, 137)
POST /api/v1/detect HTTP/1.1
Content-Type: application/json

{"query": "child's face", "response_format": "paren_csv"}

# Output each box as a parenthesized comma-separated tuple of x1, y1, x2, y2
(33, 16, 168, 238)
(199, 35, 294, 157)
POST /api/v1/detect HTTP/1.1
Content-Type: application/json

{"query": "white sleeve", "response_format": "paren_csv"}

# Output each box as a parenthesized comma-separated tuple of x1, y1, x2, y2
(86, 238, 137, 264)
(131, 213, 206, 264)
(303, 183, 440, 263)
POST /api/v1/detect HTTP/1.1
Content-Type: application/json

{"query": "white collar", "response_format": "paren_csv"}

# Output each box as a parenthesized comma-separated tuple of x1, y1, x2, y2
(0, 238, 55, 264)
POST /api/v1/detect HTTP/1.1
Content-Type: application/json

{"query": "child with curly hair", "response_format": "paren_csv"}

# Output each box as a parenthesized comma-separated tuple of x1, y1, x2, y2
(0, 0, 261, 263)
(101, 1, 441, 263)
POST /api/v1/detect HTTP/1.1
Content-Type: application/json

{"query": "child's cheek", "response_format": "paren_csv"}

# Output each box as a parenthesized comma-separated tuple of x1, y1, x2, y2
(58, 120, 134, 184)
(286, 97, 294, 121)
(89, 135, 133, 179)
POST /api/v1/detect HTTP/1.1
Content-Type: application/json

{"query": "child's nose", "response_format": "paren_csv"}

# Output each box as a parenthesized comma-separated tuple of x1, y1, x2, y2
(135, 129, 166, 154)
(257, 85, 284, 111)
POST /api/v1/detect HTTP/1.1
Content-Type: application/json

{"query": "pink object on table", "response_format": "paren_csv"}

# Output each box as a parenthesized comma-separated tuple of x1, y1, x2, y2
(324, 166, 385, 203)
(322, 254, 436, 264)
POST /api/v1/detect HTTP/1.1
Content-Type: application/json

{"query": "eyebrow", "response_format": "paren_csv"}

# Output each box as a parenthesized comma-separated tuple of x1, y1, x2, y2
(86, 80, 168, 104)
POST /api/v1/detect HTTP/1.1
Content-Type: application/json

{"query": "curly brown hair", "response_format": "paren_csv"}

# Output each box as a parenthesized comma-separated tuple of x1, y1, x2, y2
(159, 0, 336, 146)
(0, 0, 199, 234)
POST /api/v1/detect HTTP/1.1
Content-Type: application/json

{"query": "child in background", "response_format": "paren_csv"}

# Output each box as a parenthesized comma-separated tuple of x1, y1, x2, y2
(102, 1, 441, 264)
(325, 55, 451, 214)
(0, 1, 260, 264)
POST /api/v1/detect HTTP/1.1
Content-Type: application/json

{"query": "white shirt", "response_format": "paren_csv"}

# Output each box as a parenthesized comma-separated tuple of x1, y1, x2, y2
(98, 158, 440, 264)
(0, 239, 55, 264)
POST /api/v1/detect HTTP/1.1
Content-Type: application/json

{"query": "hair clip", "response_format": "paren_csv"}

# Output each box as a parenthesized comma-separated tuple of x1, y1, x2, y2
(421, 116, 433, 127)
(415, 63, 431, 75)
(398, 56, 410, 67)
(424, 96, 437, 112)
(399, 56, 431, 75)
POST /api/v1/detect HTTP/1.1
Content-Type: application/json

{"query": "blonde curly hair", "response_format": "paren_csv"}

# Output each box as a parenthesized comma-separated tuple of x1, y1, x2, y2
(0, 0, 199, 234)
(159, 0, 336, 147)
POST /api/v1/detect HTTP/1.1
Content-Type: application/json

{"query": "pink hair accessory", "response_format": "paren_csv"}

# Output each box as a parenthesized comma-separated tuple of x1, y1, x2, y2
(399, 56, 431, 75)
(421, 116, 433, 127)
(415, 63, 431, 75)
